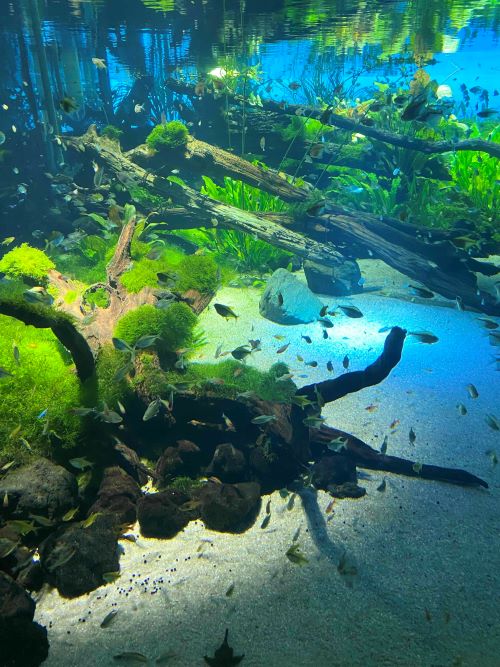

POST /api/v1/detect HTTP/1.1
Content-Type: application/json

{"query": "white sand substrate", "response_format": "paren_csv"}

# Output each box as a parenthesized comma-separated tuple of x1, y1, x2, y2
(35, 267, 500, 667)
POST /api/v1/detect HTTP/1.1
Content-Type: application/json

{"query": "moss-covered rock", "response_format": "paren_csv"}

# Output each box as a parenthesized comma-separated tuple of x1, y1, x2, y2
(0, 244, 55, 283)
(146, 121, 188, 151)
(175, 254, 219, 294)
(114, 301, 197, 353)
(119, 258, 165, 293)
(101, 124, 123, 141)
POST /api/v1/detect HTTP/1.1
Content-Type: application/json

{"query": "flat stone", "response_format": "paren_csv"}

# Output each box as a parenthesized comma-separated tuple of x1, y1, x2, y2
(259, 268, 323, 324)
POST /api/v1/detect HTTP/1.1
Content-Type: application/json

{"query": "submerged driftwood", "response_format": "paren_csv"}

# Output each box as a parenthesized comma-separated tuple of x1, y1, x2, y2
(165, 77, 500, 159)
(64, 126, 499, 315)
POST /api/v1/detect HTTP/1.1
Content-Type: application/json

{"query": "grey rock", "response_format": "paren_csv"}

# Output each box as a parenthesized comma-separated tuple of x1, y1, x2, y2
(0, 458, 78, 520)
(304, 259, 362, 296)
(259, 268, 323, 324)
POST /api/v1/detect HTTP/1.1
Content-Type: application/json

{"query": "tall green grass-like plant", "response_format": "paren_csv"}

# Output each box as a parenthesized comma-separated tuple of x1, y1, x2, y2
(449, 125, 499, 235)
(174, 175, 292, 274)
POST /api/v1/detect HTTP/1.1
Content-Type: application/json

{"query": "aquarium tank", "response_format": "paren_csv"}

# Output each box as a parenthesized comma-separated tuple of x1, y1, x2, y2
(0, 0, 499, 665)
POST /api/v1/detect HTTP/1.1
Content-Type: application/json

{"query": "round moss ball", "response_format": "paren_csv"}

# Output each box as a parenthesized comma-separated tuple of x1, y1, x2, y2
(145, 121, 189, 151)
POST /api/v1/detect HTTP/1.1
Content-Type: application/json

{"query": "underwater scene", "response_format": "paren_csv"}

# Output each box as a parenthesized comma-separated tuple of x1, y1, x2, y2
(0, 0, 499, 665)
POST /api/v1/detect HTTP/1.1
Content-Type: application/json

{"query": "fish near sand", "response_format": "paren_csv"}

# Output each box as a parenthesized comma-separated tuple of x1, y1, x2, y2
(204, 629, 244, 666)
(213, 303, 238, 320)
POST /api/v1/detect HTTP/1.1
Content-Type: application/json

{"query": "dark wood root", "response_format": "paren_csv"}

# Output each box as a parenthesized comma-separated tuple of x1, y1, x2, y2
(165, 78, 500, 159)
(311, 426, 489, 488)
(66, 127, 499, 315)
(298, 327, 406, 403)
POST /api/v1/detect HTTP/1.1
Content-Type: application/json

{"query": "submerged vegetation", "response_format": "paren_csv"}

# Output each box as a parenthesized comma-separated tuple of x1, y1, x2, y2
(146, 121, 189, 151)
(0, 244, 55, 283)
(0, 316, 82, 460)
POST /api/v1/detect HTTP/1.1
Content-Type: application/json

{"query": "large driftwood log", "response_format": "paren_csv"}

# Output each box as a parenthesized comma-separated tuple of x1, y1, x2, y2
(64, 127, 346, 270)
(127, 137, 311, 203)
(67, 126, 499, 314)
(165, 78, 500, 159)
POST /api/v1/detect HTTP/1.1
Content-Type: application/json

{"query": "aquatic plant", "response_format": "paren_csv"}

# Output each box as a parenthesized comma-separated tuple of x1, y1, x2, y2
(84, 287, 110, 309)
(449, 124, 500, 237)
(0, 314, 82, 461)
(163, 359, 296, 403)
(119, 257, 166, 293)
(173, 175, 291, 274)
(146, 121, 188, 151)
(130, 185, 170, 210)
(113, 302, 197, 353)
(0, 243, 55, 283)
(279, 115, 331, 143)
(95, 344, 133, 408)
(201, 174, 286, 213)
(101, 125, 123, 141)
(175, 254, 219, 294)
(168, 476, 204, 492)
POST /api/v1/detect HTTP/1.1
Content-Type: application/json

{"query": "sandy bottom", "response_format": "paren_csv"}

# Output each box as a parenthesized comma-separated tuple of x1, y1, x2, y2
(35, 264, 500, 667)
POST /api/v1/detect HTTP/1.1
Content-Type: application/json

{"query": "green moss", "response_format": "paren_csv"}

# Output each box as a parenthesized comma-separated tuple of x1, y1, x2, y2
(64, 290, 78, 304)
(0, 244, 55, 283)
(120, 258, 164, 293)
(95, 344, 132, 408)
(130, 185, 170, 209)
(114, 302, 197, 353)
(163, 360, 296, 402)
(168, 476, 204, 492)
(84, 287, 110, 309)
(0, 315, 82, 462)
(146, 121, 188, 151)
(130, 352, 169, 396)
(175, 254, 219, 294)
(101, 125, 123, 141)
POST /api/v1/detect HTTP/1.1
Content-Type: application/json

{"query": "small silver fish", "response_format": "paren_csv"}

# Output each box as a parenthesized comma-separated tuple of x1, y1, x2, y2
(251, 415, 276, 425)
(466, 383, 479, 399)
(485, 414, 500, 431)
(100, 610, 118, 628)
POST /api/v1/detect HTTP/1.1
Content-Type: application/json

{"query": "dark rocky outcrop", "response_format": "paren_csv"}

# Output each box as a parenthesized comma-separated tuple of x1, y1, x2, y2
(137, 490, 192, 538)
(199, 482, 260, 532)
(206, 443, 246, 483)
(312, 455, 358, 489)
(259, 268, 323, 324)
(88, 466, 142, 525)
(0, 458, 78, 520)
(303, 259, 362, 296)
(155, 439, 202, 486)
(39, 513, 120, 598)
(0, 572, 49, 667)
